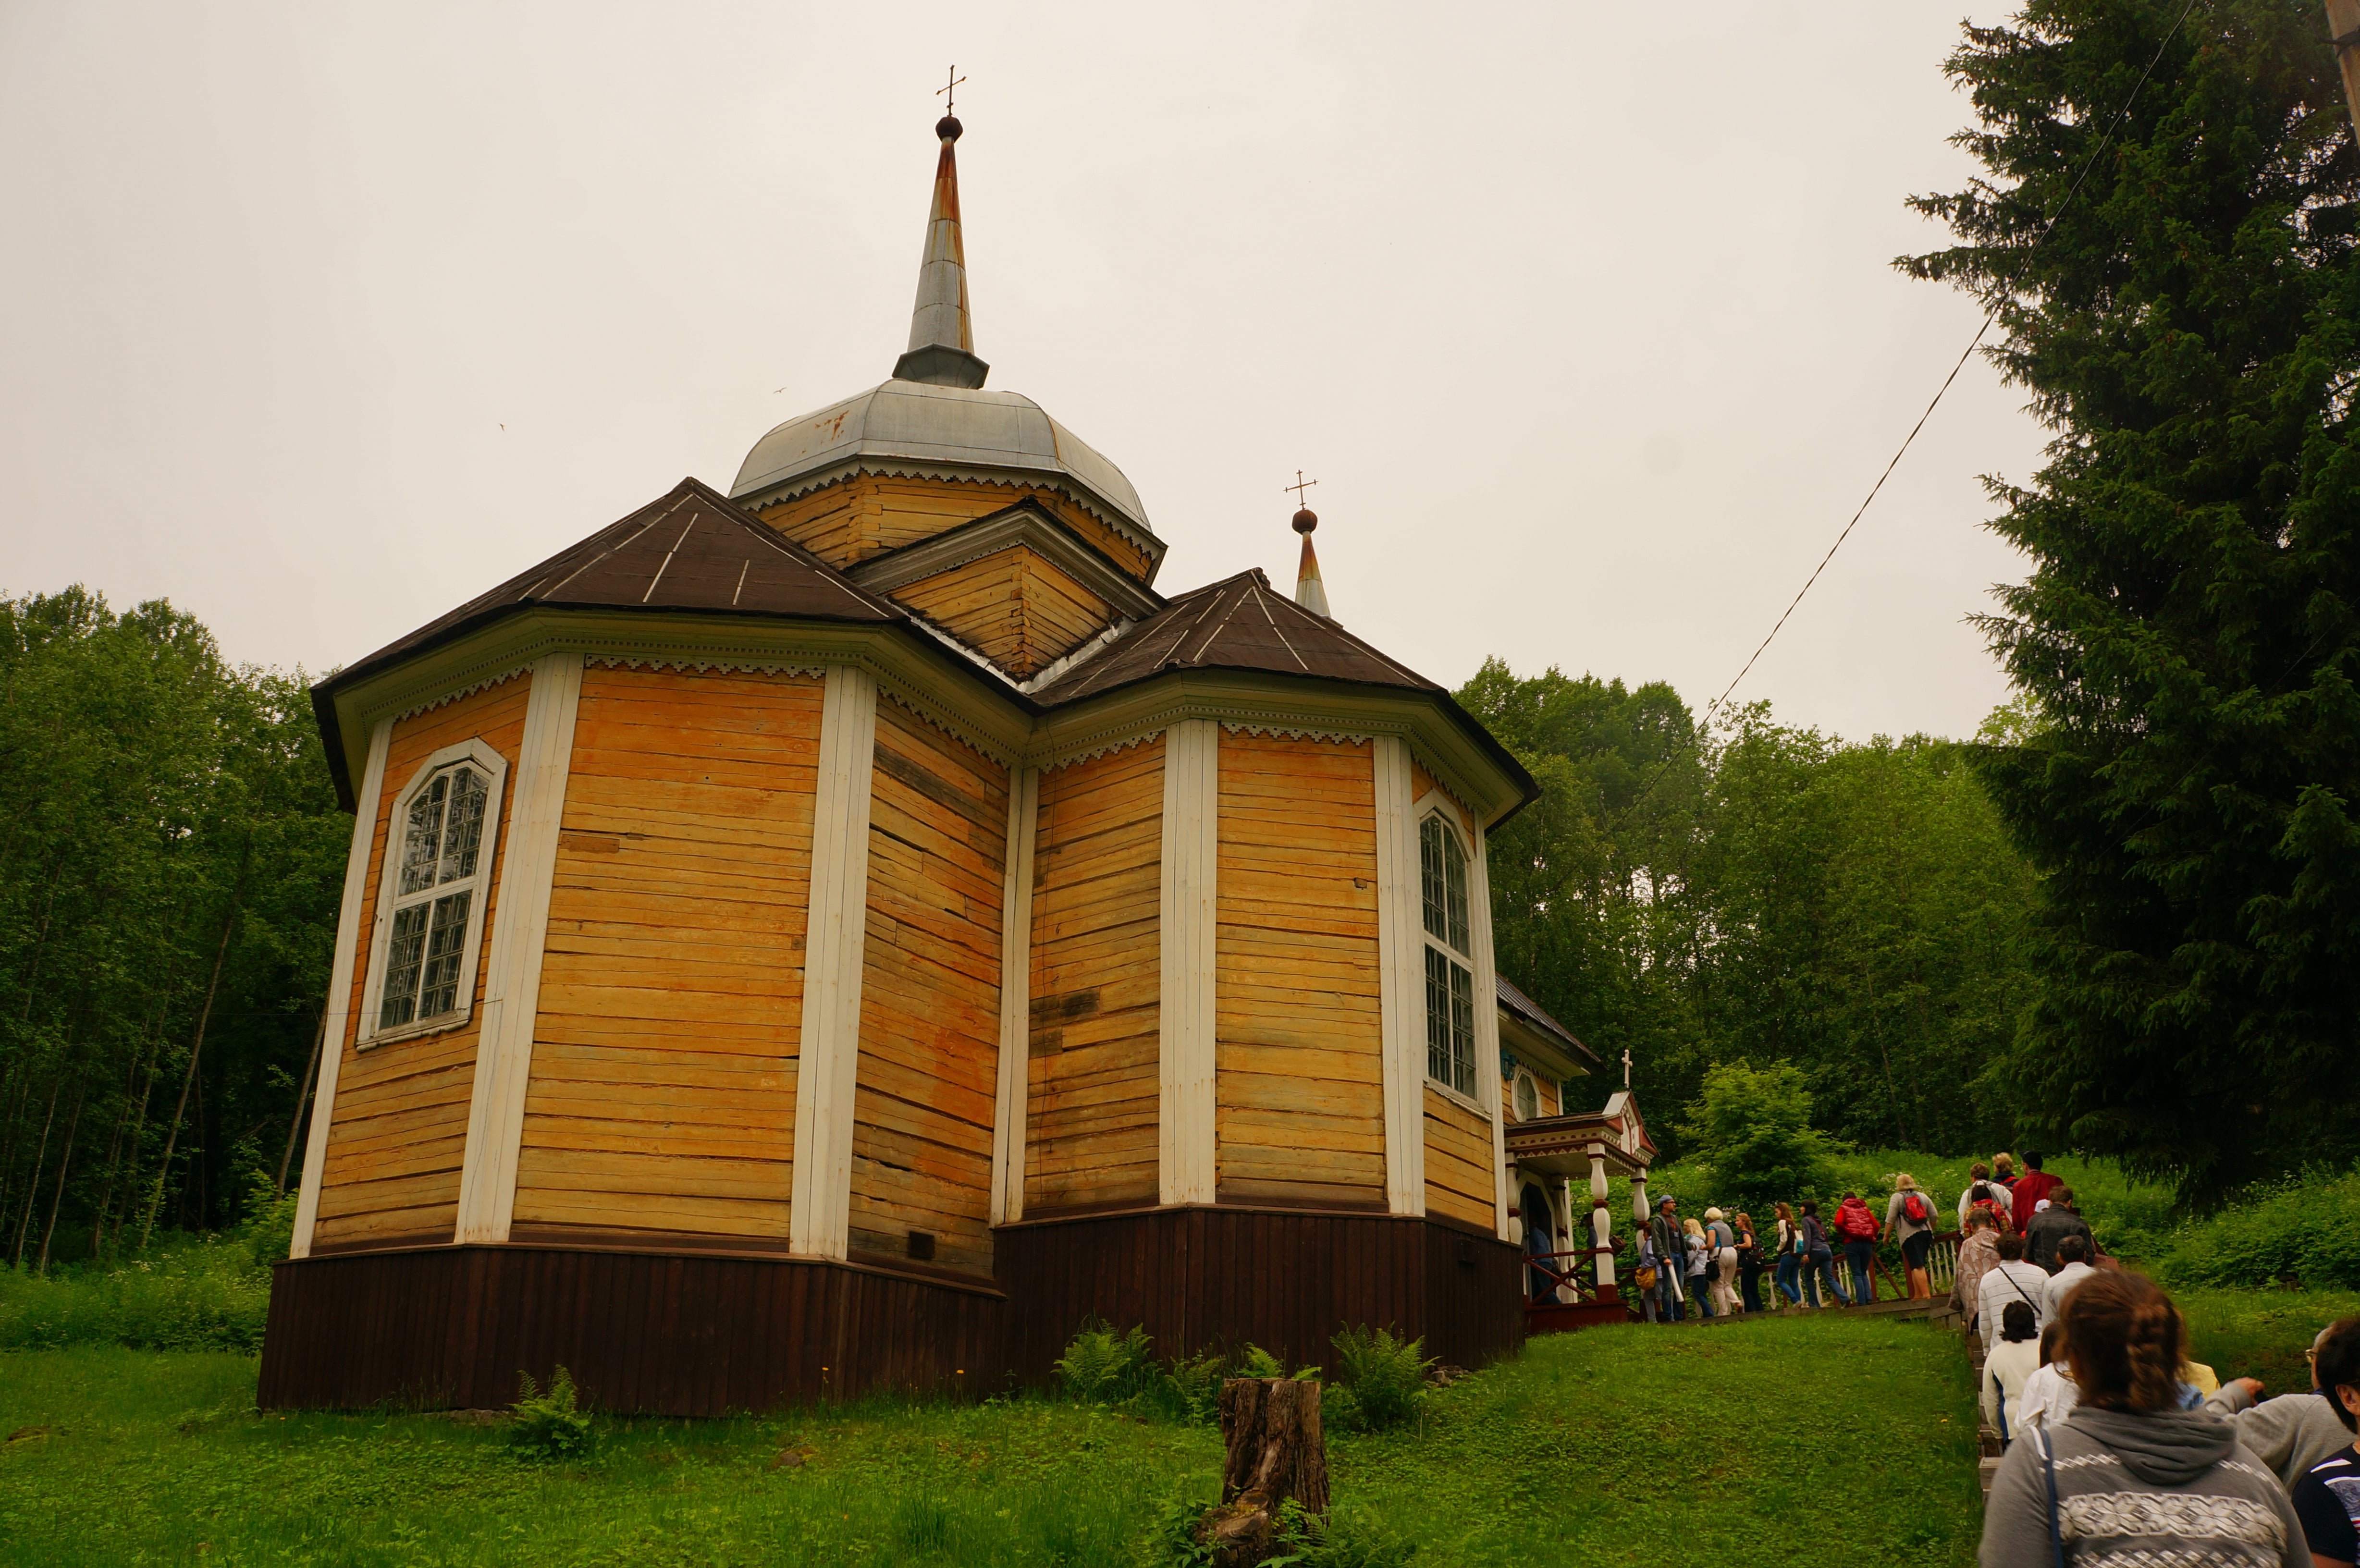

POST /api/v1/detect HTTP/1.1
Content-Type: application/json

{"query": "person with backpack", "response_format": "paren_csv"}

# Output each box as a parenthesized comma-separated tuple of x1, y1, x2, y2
(1733, 1211, 1764, 1313)
(1956, 1161, 2014, 1232)
(1975, 1230, 2052, 1355)
(1704, 1207, 1740, 1317)
(1770, 1202, 1804, 1308)
(1978, 1271, 2303, 1568)
(1884, 1172, 1940, 1300)
(1796, 1199, 1840, 1309)
(1832, 1190, 1881, 1305)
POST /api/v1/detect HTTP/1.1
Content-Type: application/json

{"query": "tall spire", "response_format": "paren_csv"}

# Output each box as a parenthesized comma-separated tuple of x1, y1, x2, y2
(1292, 505, 1330, 619)
(893, 104, 990, 389)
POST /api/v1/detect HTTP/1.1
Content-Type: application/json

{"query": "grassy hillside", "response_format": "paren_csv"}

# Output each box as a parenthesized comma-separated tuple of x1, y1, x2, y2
(0, 1312, 1982, 1567)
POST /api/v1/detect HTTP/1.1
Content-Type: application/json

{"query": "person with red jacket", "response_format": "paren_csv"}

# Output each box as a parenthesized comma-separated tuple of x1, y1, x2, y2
(2008, 1150, 2063, 1234)
(1832, 1191, 1881, 1305)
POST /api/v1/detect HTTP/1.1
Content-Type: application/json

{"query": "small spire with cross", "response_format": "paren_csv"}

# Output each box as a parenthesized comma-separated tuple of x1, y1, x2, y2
(936, 65, 966, 120)
(1288, 470, 1330, 618)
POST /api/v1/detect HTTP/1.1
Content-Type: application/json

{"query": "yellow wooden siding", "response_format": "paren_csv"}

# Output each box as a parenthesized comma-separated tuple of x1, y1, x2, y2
(314, 674, 532, 1249)
(1025, 737, 1164, 1213)
(1423, 1085, 1496, 1229)
(848, 700, 1008, 1278)
(512, 666, 821, 1243)
(755, 473, 1153, 582)
(1214, 733, 1385, 1209)
(893, 545, 1116, 678)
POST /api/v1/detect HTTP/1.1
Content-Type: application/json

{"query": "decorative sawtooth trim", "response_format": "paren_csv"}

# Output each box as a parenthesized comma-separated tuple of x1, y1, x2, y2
(875, 680, 1009, 767)
(585, 654, 829, 681)
(1041, 728, 1163, 774)
(390, 663, 529, 724)
(1219, 722, 1371, 747)
(738, 458, 1165, 574)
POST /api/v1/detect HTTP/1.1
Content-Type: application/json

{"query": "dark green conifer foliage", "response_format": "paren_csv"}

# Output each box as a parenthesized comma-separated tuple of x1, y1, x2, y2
(1904, 0, 2360, 1195)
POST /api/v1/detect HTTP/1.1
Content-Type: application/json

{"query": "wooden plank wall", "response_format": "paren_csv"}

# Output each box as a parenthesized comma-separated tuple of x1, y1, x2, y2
(1025, 737, 1164, 1213)
(894, 545, 1115, 678)
(313, 674, 532, 1251)
(258, 1246, 1007, 1414)
(755, 475, 1154, 582)
(512, 666, 822, 1245)
(1214, 732, 1385, 1210)
(1424, 1089, 1496, 1230)
(848, 699, 1008, 1279)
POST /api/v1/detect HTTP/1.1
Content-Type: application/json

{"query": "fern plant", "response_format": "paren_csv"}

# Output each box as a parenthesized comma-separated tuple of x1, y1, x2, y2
(1241, 1343, 1319, 1382)
(507, 1365, 594, 1460)
(1329, 1326, 1432, 1432)
(1053, 1320, 1153, 1404)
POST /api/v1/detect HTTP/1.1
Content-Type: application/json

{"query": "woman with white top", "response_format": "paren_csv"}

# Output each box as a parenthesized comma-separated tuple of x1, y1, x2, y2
(1771, 1202, 1803, 1308)
(1983, 1299, 2043, 1444)
(2014, 1320, 2081, 1435)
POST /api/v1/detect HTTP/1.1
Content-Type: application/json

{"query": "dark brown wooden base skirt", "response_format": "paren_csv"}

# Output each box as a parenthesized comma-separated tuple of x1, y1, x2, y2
(258, 1210, 1523, 1414)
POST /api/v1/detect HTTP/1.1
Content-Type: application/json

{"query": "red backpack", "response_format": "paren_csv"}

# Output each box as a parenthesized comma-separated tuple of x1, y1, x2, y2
(1838, 1202, 1878, 1240)
(1902, 1191, 1930, 1225)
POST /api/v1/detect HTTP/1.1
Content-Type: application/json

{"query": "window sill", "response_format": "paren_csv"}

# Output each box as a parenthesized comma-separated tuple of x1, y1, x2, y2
(357, 1007, 476, 1051)
(1424, 1077, 1491, 1121)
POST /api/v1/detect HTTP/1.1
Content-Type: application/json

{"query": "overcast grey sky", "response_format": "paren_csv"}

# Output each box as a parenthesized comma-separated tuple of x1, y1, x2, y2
(0, 1, 2040, 743)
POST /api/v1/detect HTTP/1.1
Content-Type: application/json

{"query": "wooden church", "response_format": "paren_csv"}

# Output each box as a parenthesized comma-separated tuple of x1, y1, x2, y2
(263, 111, 1647, 1413)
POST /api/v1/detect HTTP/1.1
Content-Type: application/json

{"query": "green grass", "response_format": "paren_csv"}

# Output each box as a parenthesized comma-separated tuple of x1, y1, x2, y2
(2177, 1286, 2360, 1398)
(0, 1312, 1986, 1567)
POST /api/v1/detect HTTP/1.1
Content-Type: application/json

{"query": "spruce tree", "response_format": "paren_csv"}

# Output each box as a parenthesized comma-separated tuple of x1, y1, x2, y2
(1905, 0, 2360, 1197)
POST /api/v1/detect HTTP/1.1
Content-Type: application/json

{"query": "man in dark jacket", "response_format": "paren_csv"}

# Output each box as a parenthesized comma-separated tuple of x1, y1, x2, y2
(1647, 1197, 1686, 1323)
(2023, 1186, 2094, 1274)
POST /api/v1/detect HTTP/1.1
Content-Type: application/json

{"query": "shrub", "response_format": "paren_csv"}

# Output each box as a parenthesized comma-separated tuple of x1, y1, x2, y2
(1328, 1326, 1431, 1432)
(0, 1236, 270, 1352)
(507, 1366, 594, 1460)
(1054, 1320, 1154, 1403)
(1675, 1061, 1846, 1214)
(2156, 1170, 2360, 1293)
(1156, 1350, 1226, 1425)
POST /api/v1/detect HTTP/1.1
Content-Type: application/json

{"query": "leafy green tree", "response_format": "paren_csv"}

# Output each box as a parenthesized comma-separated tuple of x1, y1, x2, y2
(1676, 1061, 1847, 1213)
(1904, 0, 2360, 1196)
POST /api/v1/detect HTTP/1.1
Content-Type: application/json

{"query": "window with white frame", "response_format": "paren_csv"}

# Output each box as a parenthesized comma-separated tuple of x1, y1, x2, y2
(1419, 813, 1477, 1097)
(1513, 1070, 1540, 1122)
(365, 744, 505, 1039)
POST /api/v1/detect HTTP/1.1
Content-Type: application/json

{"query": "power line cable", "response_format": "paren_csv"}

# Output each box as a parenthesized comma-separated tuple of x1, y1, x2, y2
(1603, 0, 2206, 831)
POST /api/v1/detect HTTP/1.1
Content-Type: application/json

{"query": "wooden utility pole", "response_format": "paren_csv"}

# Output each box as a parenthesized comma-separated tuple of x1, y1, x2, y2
(2330, 3, 2360, 139)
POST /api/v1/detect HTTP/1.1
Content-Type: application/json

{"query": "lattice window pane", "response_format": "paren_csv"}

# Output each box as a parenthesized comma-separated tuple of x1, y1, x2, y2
(417, 891, 472, 1018)
(1420, 818, 1448, 944)
(438, 768, 488, 884)
(1424, 944, 1451, 1084)
(1442, 829, 1471, 955)
(398, 773, 450, 896)
(1514, 1074, 1538, 1122)
(1448, 957, 1476, 1096)
(380, 904, 430, 1028)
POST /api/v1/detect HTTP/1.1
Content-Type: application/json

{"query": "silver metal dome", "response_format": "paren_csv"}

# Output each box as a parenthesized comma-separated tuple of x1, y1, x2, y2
(728, 379, 1160, 563)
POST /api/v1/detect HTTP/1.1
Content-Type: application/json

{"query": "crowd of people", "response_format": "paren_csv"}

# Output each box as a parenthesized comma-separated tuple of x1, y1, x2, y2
(1621, 1149, 2360, 1562)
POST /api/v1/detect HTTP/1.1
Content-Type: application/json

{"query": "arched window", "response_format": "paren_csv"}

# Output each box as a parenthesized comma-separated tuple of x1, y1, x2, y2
(1419, 813, 1476, 1096)
(362, 741, 506, 1042)
(1513, 1070, 1540, 1123)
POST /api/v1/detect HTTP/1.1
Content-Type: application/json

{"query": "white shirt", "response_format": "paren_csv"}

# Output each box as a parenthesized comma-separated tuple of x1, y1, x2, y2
(2015, 1362, 2079, 1434)
(1976, 1261, 2052, 1350)
(2043, 1260, 2095, 1319)
(1982, 1339, 2043, 1440)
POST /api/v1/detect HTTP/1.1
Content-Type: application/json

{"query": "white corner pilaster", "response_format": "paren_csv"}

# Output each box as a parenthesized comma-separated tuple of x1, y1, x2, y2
(1470, 818, 1511, 1239)
(1158, 718, 1218, 1207)
(1371, 735, 1426, 1215)
(290, 716, 393, 1259)
(990, 765, 1039, 1225)
(789, 664, 879, 1259)
(454, 652, 582, 1244)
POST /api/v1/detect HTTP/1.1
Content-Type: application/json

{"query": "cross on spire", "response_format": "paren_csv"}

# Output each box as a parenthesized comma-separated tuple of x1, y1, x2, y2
(1622, 1049, 1633, 1090)
(1285, 471, 1317, 509)
(936, 65, 966, 117)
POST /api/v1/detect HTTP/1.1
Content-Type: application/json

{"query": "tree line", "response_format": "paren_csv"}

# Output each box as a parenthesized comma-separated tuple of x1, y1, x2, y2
(0, 588, 345, 1269)
(1461, 662, 2040, 1166)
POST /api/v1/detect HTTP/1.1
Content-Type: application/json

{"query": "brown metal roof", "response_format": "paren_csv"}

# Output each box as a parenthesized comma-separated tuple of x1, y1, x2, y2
(1498, 974, 1601, 1073)
(1029, 569, 1439, 706)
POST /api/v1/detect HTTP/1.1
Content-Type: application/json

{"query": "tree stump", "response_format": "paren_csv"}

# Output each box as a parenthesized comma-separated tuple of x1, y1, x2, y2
(1198, 1377, 1328, 1566)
